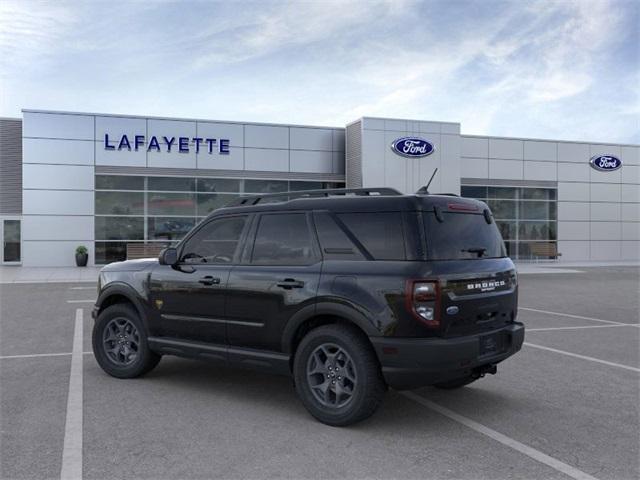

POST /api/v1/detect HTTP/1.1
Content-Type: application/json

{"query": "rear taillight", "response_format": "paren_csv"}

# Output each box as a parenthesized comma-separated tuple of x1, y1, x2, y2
(406, 280, 440, 328)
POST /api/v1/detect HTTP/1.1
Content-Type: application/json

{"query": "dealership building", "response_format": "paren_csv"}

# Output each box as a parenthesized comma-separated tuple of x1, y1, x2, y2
(0, 109, 638, 266)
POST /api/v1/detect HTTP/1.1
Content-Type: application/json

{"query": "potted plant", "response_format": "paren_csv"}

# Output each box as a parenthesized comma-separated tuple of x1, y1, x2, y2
(75, 245, 88, 267)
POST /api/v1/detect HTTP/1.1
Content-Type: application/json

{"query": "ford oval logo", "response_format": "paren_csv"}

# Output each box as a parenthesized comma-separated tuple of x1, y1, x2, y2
(391, 137, 435, 158)
(590, 155, 622, 172)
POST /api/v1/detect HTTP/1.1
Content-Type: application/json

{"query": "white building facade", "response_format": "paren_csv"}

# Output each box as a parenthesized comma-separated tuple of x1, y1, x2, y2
(0, 109, 637, 266)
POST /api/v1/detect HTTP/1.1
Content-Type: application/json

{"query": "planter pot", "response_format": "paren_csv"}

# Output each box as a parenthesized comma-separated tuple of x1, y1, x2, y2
(75, 253, 88, 267)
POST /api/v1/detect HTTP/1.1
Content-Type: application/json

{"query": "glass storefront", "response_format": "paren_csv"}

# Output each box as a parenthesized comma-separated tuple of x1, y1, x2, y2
(461, 185, 558, 260)
(95, 175, 344, 264)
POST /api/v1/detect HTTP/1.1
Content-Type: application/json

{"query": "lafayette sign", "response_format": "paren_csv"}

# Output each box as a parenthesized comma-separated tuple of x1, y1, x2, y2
(104, 134, 230, 154)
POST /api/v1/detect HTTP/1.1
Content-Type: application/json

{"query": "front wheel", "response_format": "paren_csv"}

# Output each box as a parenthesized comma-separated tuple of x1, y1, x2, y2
(92, 304, 161, 378)
(293, 324, 386, 426)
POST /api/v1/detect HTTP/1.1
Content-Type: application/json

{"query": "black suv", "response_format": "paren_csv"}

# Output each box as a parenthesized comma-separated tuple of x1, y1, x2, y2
(92, 187, 524, 426)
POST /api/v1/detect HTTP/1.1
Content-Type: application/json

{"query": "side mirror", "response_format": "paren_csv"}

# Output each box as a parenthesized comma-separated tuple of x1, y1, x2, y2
(159, 247, 178, 266)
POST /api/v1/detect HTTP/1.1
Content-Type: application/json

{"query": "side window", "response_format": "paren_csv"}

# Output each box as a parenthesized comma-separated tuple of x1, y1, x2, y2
(180, 216, 247, 264)
(313, 212, 364, 260)
(251, 213, 316, 265)
(337, 212, 406, 260)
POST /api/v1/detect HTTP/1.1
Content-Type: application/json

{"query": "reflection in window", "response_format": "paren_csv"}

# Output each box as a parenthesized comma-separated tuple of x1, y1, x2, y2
(289, 181, 323, 191)
(147, 193, 196, 216)
(95, 216, 144, 241)
(252, 214, 315, 265)
(196, 193, 237, 216)
(245, 180, 289, 193)
(147, 217, 196, 241)
(94, 175, 342, 264)
(95, 175, 144, 190)
(197, 178, 240, 193)
(181, 216, 247, 264)
(148, 176, 195, 192)
(461, 185, 557, 260)
(487, 200, 516, 220)
(95, 192, 144, 215)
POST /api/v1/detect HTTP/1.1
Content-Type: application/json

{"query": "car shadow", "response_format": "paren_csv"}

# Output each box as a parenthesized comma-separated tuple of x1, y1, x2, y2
(85, 355, 526, 431)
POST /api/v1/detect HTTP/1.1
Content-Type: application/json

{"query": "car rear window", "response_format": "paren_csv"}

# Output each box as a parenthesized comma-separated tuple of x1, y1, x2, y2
(423, 211, 506, 260)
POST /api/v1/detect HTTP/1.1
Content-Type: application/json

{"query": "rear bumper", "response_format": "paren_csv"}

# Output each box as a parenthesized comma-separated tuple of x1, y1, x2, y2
(370, 323, 524, 390)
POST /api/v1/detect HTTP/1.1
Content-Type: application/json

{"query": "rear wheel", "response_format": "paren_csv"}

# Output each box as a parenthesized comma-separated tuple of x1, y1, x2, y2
(433, 376, 477, 389)
(293, 324, 386, 426)
(92, 304, 161, 378)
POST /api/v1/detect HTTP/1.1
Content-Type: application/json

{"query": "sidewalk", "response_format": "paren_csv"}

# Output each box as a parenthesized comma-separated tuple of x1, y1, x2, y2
(1, 261, 637, 284)
(0, 266, 102, 284)
(515, 260, 639, 274)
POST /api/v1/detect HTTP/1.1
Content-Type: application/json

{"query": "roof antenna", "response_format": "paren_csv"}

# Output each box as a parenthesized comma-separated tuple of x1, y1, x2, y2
(416, 168, 438, 195)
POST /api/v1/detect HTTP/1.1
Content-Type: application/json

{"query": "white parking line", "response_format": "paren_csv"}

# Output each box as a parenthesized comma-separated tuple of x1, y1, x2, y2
(69, 286, 96, 290)
(66, 300, 95, 304)
(0, 352, 71, 360)
(524, 342, 640, 373)
(0, 352, 93, 359)
(527, 324, 640, 332)
(519, 307, 627, 326)
(402, 391, 599, 480)
(60, 308, 83, 480)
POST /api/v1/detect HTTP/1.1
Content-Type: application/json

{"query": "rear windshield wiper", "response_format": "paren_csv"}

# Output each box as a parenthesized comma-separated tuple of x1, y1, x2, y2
(461, 247, 487, 258)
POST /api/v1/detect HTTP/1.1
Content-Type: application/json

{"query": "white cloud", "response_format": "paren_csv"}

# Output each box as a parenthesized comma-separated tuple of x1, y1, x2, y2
(0, 0, 77, 64)
(0, 0, 636, 143)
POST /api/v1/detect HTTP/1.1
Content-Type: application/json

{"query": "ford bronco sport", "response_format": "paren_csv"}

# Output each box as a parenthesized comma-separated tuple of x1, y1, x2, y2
(92, 187, 524, 426)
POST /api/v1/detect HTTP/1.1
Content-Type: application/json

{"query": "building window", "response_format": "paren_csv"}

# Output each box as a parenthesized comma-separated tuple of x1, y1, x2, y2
(94, 175, 342, 264)
(461, 185, 557, 260)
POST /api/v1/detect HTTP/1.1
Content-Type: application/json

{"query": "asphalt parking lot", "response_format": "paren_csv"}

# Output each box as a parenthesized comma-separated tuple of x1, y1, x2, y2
(1, 266, 638, 480)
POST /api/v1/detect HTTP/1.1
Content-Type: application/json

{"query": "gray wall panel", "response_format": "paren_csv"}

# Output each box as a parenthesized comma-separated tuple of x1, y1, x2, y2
(24, 138, 94, 166)
(245, 125, 288, 149)
(244, 148, 289, 172)
(558, 142, 589, 163)
(23, 112, 94, 140)
(524, 141, 556, 161)
(290, 150, 333, 174)
(23, 164, 94, 191)
(290, 127, 333, 151)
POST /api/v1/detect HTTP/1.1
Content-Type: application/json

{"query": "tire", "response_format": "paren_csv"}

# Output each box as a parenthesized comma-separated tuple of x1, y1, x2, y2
(433, 376, 477, 390)
(92, 303, 161, 379)
(293, 324, 386, 426)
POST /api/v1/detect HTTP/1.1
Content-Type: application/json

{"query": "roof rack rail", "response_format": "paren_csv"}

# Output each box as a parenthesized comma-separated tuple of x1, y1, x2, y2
(225, 187, 402, 207)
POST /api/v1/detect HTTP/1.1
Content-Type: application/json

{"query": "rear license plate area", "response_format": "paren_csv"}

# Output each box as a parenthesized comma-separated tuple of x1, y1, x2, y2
(479, 333, 505, 356)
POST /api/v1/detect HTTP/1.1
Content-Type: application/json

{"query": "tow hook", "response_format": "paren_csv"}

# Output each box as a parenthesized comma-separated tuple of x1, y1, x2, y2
(472, 364, 497, 379)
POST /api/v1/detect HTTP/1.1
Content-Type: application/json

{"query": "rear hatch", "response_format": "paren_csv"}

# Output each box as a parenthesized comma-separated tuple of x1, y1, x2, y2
(422, 202, 518, 338)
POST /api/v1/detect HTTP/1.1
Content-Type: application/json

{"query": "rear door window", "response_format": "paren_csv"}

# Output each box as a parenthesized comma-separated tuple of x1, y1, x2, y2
(423, 212, 506, 260)
(337, 212, 406, 260)
(251, 213, 317, 265)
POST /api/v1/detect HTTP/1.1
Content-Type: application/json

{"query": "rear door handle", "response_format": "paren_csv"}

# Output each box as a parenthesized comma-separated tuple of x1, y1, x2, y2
(199, 276, 221, 286)
(276, 278, 305, 289)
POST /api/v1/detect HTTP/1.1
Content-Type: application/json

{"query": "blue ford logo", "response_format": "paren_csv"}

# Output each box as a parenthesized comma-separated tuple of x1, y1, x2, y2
(391, 137, 434, 158)
(590, 155, 622, 172)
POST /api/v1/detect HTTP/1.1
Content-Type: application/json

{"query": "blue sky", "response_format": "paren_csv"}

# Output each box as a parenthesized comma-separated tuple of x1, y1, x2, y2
(0, 0, 638, 143)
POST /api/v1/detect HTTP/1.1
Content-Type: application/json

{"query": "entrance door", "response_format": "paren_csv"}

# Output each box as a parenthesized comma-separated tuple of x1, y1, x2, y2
(2, 219, 21, 264)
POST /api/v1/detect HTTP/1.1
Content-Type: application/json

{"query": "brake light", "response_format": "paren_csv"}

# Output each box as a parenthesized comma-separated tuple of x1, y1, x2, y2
(406, 280, 440, 328)
(448, 203, 478, 212)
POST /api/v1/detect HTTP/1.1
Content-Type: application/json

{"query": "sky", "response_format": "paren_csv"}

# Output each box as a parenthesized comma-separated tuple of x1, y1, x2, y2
(0, 0, 638, 143)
